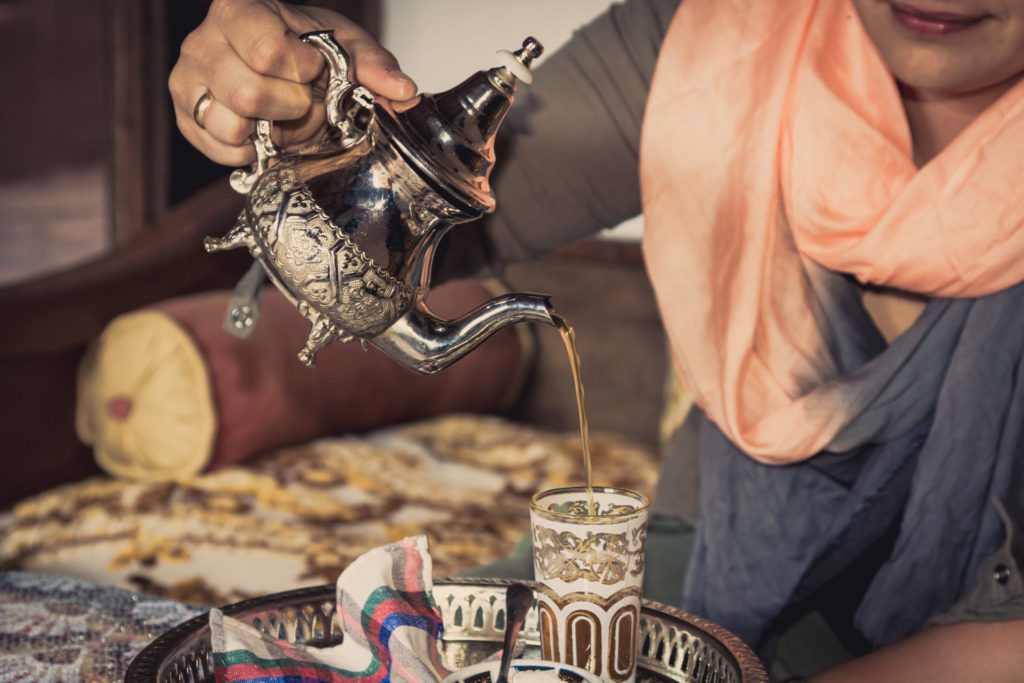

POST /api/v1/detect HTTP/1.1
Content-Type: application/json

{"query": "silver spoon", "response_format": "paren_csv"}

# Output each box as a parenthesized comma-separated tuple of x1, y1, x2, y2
(495, 583, 535, 683)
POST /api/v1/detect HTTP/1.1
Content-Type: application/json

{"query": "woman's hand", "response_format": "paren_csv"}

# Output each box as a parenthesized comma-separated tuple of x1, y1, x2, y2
(168, 0, 417, 167)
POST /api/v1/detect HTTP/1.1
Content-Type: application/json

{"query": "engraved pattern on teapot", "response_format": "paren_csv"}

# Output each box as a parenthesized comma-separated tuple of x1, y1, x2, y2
(248, 162, 414, 338)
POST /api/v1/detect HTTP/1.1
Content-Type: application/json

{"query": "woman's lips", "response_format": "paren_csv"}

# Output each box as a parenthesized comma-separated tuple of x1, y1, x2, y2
(889, 2, 986, 36)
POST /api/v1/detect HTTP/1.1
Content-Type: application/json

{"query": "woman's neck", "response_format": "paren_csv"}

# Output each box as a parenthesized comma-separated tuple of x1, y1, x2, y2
(901, 76, 1022, 167)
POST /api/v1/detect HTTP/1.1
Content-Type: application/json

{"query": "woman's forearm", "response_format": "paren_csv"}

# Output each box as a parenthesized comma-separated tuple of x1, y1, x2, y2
(810, 619, 1024, 683)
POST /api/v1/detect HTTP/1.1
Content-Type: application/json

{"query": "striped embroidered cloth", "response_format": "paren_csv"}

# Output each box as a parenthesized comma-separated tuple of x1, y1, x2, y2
(211, 536, 452, 682)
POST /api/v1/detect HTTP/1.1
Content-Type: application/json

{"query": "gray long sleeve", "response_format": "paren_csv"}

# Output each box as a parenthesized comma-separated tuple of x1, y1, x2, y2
(439, 0, 680, 277)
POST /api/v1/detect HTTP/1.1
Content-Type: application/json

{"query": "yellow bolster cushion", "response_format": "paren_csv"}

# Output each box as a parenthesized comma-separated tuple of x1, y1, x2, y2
(75, 310, 216, 480)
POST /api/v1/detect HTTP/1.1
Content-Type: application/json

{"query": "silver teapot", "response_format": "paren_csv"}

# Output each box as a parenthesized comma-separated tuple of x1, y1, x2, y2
(205, 31, 555, 374)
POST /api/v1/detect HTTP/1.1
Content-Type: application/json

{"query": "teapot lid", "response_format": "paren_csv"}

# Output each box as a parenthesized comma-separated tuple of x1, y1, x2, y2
(376, 38, 543, 218)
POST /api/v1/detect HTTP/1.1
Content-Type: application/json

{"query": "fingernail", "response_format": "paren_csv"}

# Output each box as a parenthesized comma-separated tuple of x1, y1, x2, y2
(387, 66, 414, 85)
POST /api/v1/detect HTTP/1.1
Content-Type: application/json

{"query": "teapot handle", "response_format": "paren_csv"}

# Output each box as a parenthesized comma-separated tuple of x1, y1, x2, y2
(300, 31, 376, 145)
(229, 30, 376, 194)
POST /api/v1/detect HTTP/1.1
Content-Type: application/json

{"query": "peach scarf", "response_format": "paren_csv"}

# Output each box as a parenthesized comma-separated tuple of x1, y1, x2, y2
(640, 0, 1024, 462)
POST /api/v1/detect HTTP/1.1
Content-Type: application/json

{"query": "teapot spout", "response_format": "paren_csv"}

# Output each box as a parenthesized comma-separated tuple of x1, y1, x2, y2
(371, 293, 555, 374)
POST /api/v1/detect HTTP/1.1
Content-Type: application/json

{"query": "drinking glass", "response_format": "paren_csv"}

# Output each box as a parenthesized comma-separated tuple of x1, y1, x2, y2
(529, 486, 649, 683)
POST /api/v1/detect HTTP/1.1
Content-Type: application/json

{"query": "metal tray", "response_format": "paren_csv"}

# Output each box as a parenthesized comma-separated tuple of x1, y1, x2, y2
(125, 578, 767, 682)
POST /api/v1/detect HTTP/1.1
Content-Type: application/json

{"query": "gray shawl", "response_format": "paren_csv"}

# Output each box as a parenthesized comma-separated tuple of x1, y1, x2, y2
(682, 267, 1024, 653)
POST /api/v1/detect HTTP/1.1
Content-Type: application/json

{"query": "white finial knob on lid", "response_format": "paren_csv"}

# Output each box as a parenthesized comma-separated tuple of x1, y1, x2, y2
(496, 36, 543, 85)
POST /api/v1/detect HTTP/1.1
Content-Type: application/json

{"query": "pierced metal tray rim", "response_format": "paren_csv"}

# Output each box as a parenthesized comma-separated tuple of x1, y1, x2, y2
(124, 577, 768, 683)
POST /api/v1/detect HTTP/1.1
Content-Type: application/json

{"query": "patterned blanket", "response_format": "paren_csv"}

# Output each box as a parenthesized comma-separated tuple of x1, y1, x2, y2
(0, 415, 658, 607)
(0, 570, 203, 682)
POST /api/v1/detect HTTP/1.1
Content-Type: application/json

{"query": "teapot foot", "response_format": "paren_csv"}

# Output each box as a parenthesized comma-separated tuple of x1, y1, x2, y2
(296, 302, 351, 368)
(204, 215, 254, 253)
